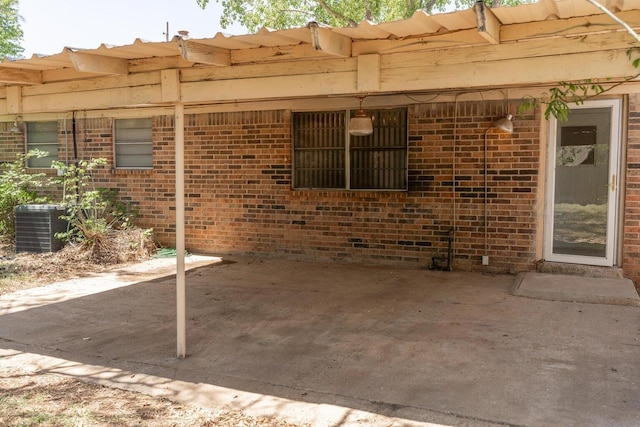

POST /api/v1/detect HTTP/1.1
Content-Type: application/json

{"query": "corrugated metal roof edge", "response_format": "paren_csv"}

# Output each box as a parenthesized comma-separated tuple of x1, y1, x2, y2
(0, 0, 634, 67)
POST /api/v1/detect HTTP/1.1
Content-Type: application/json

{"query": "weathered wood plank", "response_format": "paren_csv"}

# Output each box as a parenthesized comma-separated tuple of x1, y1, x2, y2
(161, 69, 181, 102)
(0, 68, 42, 85)
(181, 71, 356, 103)
(181, 57, 356, 82)
(8, 80, 640, 118)
(308, 22, 352, 57)
(352, 29, 487, 56)
(381, 50, 637, 92)
(23, 72, 161, 97)
(475, 1, 500, 45)
(501, 9, 640, 42)
(381, 31, 640, 70)
(230, 42, 334, 63)
(66, 49, 129, 75)
(129, 56, 195, 73)
(178, 39, 231, 66)
(357, 54, 380, 92)
(6, 86, 21, 114)
(42, 68, 104, 83)
(21, 84, 162, 113)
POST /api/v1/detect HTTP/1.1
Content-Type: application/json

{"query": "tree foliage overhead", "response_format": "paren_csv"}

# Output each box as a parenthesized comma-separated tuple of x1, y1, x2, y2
(0, 0, 23, 57)
(197, 0, 532, 32)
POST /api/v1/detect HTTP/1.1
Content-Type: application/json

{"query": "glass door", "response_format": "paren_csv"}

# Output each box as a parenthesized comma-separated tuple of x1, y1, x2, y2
(545, 99, 621, 266)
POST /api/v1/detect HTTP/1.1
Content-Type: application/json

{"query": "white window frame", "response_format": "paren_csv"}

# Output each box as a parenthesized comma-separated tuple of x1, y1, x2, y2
(26, 121, 58, 168)
(114, 118, 153, 169)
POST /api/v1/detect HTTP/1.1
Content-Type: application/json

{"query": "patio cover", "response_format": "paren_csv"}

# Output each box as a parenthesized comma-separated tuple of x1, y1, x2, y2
(2, 0, 640, 356)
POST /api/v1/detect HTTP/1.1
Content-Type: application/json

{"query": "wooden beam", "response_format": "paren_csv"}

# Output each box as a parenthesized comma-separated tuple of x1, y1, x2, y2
(353, 28, 487, 56)
(501, 9, 640, 42)
(161, 69, 181, 102)
(231, 42, 332, 63)
(182, 56, 356, 83)
(42, 68, 104, 83)
(180, 50, 637, 104)
(129, 56, 195, 73)
(6, 86, 22, 113)
(24, 72, 161, 98)
(0, 68, 42, 85)
(382, 30, 638, 71)
(178, 38, 231, 66)
(357, 54, 380, 92)
(475, 1, 501, 45)
(381, 50, 637, 93)
(21, 84, 161, 112)
(181, 71, 356, 103)
(66, 48, 129, 75)
(308, 22, 352, 57)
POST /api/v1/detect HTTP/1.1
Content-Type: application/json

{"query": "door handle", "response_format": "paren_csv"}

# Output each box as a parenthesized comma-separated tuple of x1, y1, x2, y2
(610, 174, 616, 192)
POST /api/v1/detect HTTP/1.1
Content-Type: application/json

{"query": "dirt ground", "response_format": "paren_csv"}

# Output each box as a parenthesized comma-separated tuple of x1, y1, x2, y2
(0, 239, 308, 427)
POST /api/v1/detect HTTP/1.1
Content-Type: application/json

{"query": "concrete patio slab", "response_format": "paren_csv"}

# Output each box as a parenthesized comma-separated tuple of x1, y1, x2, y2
(0, 255, 639, 426)
(514, 272, 640, 306)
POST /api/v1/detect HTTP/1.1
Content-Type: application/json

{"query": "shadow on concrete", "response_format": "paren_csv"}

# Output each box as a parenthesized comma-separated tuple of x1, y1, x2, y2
(0, 256, 639, 426)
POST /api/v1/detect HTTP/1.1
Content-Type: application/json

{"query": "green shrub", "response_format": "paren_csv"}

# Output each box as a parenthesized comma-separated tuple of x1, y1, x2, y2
(50, 158, 138, 247)
(0, 151, 49, 238)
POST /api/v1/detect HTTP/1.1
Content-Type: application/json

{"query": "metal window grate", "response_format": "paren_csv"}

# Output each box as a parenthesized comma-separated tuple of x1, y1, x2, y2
(293, 108, 407, 190)
(350, 108, 407, 190)
(293, 111, 346, 189)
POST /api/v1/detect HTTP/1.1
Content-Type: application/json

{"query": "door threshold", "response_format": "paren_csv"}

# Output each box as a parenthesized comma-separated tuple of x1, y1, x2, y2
(536, 261, 624, 279)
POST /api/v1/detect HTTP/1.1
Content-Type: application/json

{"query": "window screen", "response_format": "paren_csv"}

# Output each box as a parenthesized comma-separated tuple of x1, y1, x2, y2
(350, 108, 407, 189)
(293, 111, 346, 189)
(26, 121, 58, 168)
(114, 118, 152, 169)
(293, 108, 407, 190)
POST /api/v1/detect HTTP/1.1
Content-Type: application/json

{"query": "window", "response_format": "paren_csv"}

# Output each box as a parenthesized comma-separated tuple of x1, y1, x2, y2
(26, 121, 58, 168)
(114, 118, 152, 169)
(293, 108, 407, 190)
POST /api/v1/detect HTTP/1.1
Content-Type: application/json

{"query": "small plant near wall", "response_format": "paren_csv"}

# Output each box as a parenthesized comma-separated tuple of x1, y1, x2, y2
(518, 71, 640, 122)
(0, 150, 49, 238)
(50, 158, 155, 262)
(520, 80, 606, 122)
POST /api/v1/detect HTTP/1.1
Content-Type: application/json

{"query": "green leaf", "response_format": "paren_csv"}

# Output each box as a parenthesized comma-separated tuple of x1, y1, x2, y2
(196, 0, 537, 32)
(0, 0, 23, 57)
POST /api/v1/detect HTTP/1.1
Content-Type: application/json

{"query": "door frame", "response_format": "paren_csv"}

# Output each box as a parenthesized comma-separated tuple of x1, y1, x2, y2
(544, 98, 622, 266)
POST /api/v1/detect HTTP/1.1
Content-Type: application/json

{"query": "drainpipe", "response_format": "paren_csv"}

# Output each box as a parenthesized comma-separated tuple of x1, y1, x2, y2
(175, 103, 186, 358)
(72, 111, 78, 165)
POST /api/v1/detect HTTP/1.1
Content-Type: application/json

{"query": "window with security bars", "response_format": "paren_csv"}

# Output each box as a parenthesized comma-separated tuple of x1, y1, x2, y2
(114, 118, 152, 169)
(293, 108, 407, 190)
(26, 121, 58, 168)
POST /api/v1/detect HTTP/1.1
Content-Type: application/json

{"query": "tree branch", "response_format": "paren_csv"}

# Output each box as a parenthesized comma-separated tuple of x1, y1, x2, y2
(583, 0, 640, 43)
(316, 0, 358, 27)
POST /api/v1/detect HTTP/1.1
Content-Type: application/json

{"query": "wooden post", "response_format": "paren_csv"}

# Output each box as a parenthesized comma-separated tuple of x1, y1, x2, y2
(175, 102, 186, 358)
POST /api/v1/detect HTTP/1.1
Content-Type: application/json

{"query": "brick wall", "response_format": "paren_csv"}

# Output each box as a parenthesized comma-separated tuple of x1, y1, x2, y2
(0, 100, 542, 273)
(623, 94, 640, 281)
(408, 101, 539, 271)
(150, 100, 539, 272)
(6, 98, 640, 281)
(79, 117, 177, 241)
(0, 122, 23, 161)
